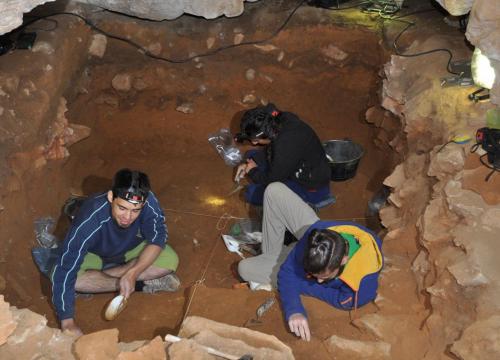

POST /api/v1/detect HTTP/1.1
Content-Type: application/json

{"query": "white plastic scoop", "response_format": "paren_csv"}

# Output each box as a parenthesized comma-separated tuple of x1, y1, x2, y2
(104, 294, 127, 321)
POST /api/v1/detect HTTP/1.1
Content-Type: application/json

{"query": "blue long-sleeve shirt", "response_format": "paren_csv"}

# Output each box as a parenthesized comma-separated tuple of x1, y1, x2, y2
(278, 220, 383, 321)
(51, 191, 167, 320)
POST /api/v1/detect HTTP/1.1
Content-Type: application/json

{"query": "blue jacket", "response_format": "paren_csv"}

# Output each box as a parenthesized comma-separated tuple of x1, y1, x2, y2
(278, 220, 383, 321)
(51, 192, 167, 320)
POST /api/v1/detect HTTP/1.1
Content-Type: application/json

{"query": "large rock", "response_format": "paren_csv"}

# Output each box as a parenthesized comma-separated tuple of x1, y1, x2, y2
(434, 0, 473, 16)
(325, 335, 391, 360)
(0, 0, 55, 35)
(76, 0, 259, 21)
(451, 316, 500, 359)
(176, 316, 294, 360)
(0, 296, 16, 346)
(75, 329, 120, 360)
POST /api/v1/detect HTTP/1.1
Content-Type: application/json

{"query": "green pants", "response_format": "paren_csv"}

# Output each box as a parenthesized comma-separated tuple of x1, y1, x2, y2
(78, 242, 179, 276)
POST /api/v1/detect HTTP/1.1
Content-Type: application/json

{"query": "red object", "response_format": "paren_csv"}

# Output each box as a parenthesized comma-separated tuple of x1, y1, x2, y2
(271, 110, 280, 117)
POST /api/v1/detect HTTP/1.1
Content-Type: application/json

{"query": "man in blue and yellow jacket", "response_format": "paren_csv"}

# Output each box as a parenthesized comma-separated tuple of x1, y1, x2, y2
(238, 182, 383, 341)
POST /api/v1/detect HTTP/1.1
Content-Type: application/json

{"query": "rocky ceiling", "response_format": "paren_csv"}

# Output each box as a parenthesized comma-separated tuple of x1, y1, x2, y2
(0, 0, 258, 35)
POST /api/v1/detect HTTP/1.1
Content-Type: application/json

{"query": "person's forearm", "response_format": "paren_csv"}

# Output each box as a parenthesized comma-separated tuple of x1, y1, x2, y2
(126, 244, 162, 277)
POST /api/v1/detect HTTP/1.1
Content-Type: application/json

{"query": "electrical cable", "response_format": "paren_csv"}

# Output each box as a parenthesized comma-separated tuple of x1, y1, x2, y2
(380, 7, 461, 75)
(19, 0, 306, 64)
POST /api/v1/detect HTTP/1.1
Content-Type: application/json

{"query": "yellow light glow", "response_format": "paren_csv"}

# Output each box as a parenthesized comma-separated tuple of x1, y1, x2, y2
(471, 48, 496, 90)
(204, 196, 226, 206)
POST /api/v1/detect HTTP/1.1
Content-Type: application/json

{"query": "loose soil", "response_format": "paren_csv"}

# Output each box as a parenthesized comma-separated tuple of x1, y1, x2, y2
(2, 3, 406, 359)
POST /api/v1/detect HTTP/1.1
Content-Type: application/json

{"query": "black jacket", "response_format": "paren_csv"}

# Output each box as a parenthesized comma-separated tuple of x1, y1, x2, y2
(247, 112, 330, 188)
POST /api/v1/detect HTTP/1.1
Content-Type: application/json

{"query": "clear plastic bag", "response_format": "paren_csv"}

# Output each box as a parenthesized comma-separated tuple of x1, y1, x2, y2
(229, 218, 262, 244)
(208, 128, 242, 167)
(34, 217, 58, 248)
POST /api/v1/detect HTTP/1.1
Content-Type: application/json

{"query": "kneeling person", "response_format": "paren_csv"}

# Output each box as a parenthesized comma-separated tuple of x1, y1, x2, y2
(238, 182, 382, 341)
(52, 169, 179, 336)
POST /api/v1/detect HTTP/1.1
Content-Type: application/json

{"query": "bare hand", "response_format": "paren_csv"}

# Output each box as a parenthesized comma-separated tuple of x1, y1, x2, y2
(61, 318, 83, 337)
(245, 158, 257, 172)
(288, 313, 311, 341)
(120, 271, 137, 299)
(235, 164, 247, 182)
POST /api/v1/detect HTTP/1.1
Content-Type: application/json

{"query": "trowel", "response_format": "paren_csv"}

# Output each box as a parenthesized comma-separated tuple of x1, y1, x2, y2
(227, 166, 246, 196)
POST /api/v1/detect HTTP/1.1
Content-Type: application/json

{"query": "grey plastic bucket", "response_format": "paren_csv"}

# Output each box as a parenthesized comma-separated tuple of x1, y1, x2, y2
(323, 140, 364, 181)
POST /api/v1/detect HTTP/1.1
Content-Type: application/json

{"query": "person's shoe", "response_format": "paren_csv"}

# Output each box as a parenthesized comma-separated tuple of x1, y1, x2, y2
(143, 273, 181, 293)
(249, 281, 273, 292)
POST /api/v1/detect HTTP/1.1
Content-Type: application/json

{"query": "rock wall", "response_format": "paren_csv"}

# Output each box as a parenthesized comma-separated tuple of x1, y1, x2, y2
(380, 20, 500, 360)
(0, 0, 55, 35)
(0, 0, 259, 36)
(77, 0, 259, 21)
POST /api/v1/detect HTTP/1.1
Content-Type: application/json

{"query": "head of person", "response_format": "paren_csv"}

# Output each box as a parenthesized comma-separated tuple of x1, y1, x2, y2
(303, 229, 349, 283)
(235, 103, 282, 145)
(107, 169, 150, 228)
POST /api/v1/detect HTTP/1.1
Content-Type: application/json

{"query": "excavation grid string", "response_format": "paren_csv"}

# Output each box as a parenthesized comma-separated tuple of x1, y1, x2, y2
(164, 207, 374, 322)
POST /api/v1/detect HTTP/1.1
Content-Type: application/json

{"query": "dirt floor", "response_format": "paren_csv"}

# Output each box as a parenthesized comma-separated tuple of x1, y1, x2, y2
(1, 1, 414, 358)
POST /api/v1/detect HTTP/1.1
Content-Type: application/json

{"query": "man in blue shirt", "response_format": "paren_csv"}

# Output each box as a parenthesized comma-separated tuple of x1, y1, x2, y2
(51, 169, 179, 335)
(238, 182, 383, 341)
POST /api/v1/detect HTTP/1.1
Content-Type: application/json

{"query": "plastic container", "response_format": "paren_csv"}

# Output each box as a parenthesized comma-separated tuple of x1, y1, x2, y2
(323, 140, 364, 181)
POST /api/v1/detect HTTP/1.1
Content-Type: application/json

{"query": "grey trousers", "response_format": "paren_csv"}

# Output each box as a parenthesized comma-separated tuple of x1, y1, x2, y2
(238, 182, 319, 285)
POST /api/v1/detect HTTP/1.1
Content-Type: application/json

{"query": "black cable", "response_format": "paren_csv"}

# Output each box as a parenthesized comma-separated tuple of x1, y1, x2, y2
(22, 0, 306, 64)
(381, 8, 460, 75)
(479, 153, 500, 182)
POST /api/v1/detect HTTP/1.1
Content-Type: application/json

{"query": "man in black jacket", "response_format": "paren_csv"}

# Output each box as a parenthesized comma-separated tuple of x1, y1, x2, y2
(235, 103, 332, 208)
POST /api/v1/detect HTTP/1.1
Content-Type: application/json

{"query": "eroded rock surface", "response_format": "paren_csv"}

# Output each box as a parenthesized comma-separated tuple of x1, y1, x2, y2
(380, 16, 500, 358)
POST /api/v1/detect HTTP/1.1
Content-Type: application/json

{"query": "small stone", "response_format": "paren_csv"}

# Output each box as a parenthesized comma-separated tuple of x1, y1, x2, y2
(0, 106, 3, 116)
(176, 102, 194, 114)
(88, 34, 107, 58)
(253, 44, 278, 52)
(321, 44, 348, 61)
(112, 73, 132, 92)
(133, 78, 149, 91)
(260, 97, 269, 106)
(44, 64, 52, 72)
(233, 27, 243, 33)
(277, 51, 285, 62)
(31, 41, 54, 55)
(242, 94, 256, 104)
(234, 33, 244, 45)
(198, 84, 207, 94)
(245, 68, 256, 81)
(259, 73, 274, 83)
(146, 42, 162, 56)
(195, 63, 204, 69)
(206, 37, 216, 49)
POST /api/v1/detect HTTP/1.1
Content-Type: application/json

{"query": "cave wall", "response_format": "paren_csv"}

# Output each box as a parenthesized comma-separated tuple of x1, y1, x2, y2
(380, 2, 500, 357)
(0, 0, 259, 36)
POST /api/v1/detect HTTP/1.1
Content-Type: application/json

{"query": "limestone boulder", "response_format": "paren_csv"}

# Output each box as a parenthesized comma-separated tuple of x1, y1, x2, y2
(451, 316, 500, 359)
(0, 296, 16, 346)
(325, 335, 391, 360)
(177, 316, 294, 360)
(76, 0, 259, 21)
(74, 329, 120, 360)
(418, 198, 458, 244)
(428, 146, 465, 180)
(117, 336, 166, 360)
(444, 180, 487, 221)
(434, 0, 473, 16)
(0, 0, 55, 35)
